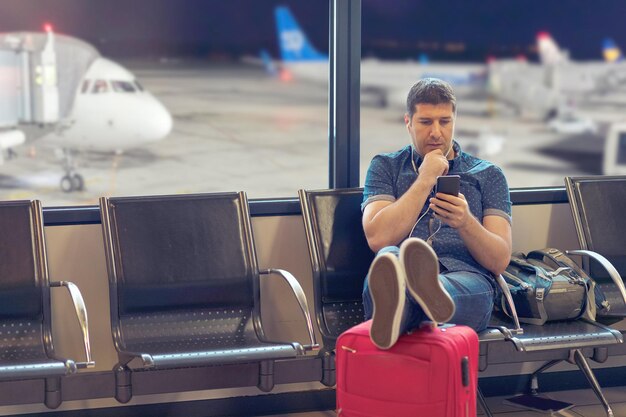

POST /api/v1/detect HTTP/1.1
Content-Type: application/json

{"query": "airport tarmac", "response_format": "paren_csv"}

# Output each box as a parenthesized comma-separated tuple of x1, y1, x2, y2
(0, 61, 618, 206)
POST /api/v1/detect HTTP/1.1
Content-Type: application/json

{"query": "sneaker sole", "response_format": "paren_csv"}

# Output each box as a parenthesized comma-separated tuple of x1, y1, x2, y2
(401, 239, 455, 323)
(369, 254, 405, 350)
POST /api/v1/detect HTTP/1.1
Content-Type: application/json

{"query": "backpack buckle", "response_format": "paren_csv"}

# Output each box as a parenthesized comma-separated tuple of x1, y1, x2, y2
(536, 288, 545, 301)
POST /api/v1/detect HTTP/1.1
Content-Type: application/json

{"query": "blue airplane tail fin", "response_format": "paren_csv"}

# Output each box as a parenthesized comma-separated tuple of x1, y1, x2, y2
(603, 38, 624, 62)
(275, 6, 327, 62)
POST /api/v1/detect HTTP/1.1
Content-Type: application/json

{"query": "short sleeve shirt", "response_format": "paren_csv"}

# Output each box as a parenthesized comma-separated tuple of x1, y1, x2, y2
(362, 141, 512, 279)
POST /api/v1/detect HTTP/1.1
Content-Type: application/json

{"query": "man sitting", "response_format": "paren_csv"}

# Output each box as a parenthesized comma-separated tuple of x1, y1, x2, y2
(361, 78, 512, 349)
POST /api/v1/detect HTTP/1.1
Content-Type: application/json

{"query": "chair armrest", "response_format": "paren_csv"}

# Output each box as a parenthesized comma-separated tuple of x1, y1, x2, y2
(494, 274, 524, 335)
(50, 281, 96, 369)
(567, 249, 626, 306)
(260, 269, 320, 352)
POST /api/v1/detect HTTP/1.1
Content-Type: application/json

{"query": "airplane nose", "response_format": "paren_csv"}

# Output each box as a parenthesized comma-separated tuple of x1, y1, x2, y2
(143, 98, 173, 141)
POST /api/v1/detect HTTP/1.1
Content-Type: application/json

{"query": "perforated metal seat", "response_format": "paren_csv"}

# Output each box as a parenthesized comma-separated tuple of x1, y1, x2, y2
(100, 192, 317, 403)
(299, 189, 373, 348)
(322, 301, 365, 338)
(0, 200, 93, 408)
(119, 308, 299, 368)
(566, 175, 626, 321)
(488, 313, 621, 352)
(298, 189, 372, 386)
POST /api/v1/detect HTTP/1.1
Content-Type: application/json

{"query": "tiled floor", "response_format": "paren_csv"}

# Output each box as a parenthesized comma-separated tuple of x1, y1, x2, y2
(266, 386, 626, 416)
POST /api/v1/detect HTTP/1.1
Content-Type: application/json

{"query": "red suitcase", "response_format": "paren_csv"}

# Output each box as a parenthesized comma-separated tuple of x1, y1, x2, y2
(336, 320, 479, 417)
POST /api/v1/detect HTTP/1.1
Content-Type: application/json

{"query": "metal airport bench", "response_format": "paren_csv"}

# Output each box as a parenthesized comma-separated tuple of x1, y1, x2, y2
(0, 200, 94, 409)
(299, 187, 623, 417)
(100, 192, 318, 403)
(566, 175, 626, 323)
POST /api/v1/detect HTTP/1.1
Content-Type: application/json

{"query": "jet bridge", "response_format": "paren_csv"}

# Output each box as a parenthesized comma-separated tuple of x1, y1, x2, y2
(0, 28, 99, 157)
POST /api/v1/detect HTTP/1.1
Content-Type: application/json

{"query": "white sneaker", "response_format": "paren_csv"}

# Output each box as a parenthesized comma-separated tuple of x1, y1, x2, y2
(400, 238, 455, 324)
(368, 253, 406, 350)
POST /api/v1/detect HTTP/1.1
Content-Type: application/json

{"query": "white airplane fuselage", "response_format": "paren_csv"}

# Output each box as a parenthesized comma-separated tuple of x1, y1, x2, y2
(41, 57, 172, 152)
(284, 59, 486, 107)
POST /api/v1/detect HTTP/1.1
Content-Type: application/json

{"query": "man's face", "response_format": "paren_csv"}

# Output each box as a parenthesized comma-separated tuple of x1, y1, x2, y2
(405, 103, 455, 159)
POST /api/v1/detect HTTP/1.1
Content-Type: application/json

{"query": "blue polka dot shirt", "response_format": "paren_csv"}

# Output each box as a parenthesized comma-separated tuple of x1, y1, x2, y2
(362, 141, 512, 279)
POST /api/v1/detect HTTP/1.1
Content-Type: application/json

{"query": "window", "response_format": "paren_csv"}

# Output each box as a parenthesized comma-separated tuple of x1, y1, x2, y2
(0, 1, 328, 205)
(92, 79, 109, 94)
(360, 1, 624, 189)
(81, 80, 90, 93)
(111, 81, 137, 93)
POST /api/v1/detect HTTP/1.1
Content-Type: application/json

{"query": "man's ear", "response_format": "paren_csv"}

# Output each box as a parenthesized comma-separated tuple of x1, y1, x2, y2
(404, 113, 410, 126)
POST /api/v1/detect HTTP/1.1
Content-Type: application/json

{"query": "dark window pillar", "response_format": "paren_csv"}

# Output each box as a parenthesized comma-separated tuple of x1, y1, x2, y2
(329, 0, 361, 188)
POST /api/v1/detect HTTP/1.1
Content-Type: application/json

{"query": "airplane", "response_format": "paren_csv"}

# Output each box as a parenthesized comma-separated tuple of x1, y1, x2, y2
(488, 32, 626, 120)
(274, 6, 488, 109)
(0, 26, 172, 192)
(539, 32, 626, 87)
(273, 7, 626, 123)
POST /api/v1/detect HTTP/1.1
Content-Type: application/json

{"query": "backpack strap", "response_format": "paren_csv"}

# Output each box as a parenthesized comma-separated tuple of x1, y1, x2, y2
(528, 248, 588, 278)
(506, 253, 552, 325)
(527, 287, 548, 326)
(501, 269, 549, 326)
(511, 253, 551, 282)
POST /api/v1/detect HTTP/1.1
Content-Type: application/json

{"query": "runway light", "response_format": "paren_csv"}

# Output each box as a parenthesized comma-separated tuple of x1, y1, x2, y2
(43, 23, 54, 32)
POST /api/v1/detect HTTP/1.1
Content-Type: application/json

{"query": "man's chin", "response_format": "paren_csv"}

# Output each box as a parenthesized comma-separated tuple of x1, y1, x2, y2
(425, 145, 445, 153)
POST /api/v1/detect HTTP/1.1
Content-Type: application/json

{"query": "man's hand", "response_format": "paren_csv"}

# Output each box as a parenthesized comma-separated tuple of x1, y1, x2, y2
(429, 192, 472, 229)
(418, 150, 449, 186)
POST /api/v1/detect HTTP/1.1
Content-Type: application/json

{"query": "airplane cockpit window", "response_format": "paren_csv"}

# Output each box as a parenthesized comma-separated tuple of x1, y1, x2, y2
(92, 80, 109, 94)
(111, 81, 137, 93)
(81, 80, 90, 94)
(134, 81, 144, 92)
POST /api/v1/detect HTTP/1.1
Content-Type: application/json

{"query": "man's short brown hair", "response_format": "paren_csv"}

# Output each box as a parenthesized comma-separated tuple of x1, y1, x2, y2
(406, 78, 457, 118)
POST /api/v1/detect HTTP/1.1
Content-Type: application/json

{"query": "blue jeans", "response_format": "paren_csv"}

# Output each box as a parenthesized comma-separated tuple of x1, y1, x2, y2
(362, 246, 494, 333)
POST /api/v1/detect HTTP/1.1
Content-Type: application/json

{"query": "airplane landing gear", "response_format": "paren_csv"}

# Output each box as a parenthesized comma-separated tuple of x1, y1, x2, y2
(60, 149, 85, 193)
(60, 173, 84, 193)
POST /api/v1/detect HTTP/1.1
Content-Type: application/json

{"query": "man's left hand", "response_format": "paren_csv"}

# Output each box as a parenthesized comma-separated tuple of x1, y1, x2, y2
(429, 192, 472, 229)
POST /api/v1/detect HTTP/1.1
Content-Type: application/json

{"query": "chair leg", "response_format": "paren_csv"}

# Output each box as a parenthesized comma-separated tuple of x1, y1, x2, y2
(477, 386, 494, 417)
(321, 350, 336, 387)
(528, 359, 562, 395)
(114, 365, 133, 403)
(572, 349, 614, 417)
(258, 360, 275, 392)
(44, 377, 62, 409)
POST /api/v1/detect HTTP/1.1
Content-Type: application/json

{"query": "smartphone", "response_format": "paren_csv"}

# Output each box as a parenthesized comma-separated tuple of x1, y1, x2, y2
(435, 175, 460, 196)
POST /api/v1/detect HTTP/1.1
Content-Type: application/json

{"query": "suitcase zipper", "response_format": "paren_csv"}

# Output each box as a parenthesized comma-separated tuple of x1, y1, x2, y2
(461, 356, 470, 417)
(337, 345, 353, 416)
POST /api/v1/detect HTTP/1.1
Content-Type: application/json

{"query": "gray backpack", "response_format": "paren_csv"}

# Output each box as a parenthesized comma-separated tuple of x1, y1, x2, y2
(501, 248, 610, 325)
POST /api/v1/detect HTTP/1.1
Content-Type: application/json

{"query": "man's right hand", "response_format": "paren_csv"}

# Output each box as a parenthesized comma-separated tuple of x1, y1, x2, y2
(417, 150, 449, 186)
